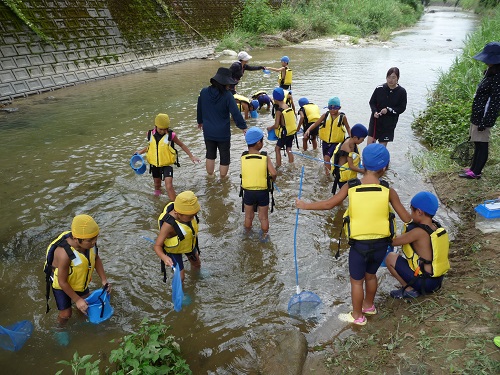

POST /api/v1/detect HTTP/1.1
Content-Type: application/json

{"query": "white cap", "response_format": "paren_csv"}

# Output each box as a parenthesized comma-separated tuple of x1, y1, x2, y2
(237, 51, 252, 61)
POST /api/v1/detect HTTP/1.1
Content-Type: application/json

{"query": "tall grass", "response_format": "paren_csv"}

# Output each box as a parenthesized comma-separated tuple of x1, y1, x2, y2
(412, 6, 500, 148)
(217, 0, 423, 51)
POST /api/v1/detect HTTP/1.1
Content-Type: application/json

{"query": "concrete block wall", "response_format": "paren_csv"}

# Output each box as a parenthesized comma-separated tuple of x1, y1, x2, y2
(0, 0, 232, 102)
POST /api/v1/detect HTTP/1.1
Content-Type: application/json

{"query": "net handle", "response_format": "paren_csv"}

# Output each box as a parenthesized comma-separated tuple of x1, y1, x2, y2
(293, 166, 304, 292)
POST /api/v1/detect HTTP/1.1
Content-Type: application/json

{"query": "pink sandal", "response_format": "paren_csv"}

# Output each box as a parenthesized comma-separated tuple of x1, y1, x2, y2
(362, 305, 377, 315)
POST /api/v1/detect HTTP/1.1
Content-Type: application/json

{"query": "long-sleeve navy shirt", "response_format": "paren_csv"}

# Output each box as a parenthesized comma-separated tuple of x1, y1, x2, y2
(197, 86, 247, 142)
(470, 66, 500, 128)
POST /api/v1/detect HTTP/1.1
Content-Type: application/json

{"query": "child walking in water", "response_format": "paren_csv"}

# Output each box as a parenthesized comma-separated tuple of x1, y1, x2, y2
(296, 144, 411, 325)
(240, 127, 277, 241)
(136, 113, 200, 200)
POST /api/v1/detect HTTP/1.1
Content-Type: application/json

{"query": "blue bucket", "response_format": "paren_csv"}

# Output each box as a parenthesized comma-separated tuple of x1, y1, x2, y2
(85, 287, 114, 324)
(263, 69, 270, 78)
(0, 320, 33, 351)
(268, 129, 278, 141)
(250, 110, 258, 118)
(130, 154, 146, 175)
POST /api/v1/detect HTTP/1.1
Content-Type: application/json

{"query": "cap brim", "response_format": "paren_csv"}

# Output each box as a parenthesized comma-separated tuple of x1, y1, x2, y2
(473, 52, 500, 64)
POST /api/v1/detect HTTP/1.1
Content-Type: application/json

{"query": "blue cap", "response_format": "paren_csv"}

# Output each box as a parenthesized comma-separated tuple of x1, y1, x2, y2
(362, 143, 390, 171)
(326, 97, 340, 109)
(411, 191, 439, 216)
(351, 123, 368, 139)
(245, 127, 264, 145)
(273, 87, 285, 101)
(298, 97, 309, 107)
(281, 56, 290, 63)
(251, 100, 259, 110)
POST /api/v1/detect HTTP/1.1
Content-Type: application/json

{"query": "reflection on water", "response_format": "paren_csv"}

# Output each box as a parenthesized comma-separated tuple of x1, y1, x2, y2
(0, 8, 476, 373)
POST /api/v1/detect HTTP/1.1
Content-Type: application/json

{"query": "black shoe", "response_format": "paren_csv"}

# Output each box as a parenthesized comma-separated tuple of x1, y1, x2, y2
(458, 171, 481, 179)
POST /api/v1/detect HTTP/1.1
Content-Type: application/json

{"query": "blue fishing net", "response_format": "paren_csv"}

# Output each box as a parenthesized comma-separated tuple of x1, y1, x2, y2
(0, 320, 33, 351)
(288, 291, 322, 319)
(172, 264, 184, 312)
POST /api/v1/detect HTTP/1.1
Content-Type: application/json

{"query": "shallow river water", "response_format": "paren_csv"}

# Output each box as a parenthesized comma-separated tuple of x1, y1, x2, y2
(0, 7, 477, 374)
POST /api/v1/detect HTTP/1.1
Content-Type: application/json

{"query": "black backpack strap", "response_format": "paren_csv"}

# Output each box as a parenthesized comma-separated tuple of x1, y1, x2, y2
(45, 236, 76, 313)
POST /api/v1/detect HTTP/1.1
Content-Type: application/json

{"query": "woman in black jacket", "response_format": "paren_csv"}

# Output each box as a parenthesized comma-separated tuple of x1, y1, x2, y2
(459, 42, 500, 179)
(367, 67, 407, 147)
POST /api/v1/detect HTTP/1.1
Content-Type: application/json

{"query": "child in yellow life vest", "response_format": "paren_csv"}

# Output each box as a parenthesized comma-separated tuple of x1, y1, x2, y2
(304, 97, 351, 176)
(44, 215, 110, 326)
(233, 94, 259, 119)
(267, 87, 296, 168)
(296, 144, 411, 326)
(331, 123, 368, 193)
(136, 113, 200, 200)
(240, 127, 277, 241)
(386, 191, 450, 298)
(154, 191, 201, 283)
(266, 55, 292, 90)
(297, 97, 321, 151)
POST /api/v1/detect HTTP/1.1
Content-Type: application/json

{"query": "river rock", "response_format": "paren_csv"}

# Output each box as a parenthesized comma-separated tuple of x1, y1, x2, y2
(220, 49, 237, 56)
(254, 329, 307, 375)
(1, 107, 18, 113)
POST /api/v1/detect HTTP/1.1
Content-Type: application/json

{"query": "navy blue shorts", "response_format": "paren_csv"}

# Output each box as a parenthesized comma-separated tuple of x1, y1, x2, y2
(348, 240, 389, 280)
(243, 189, 269, 207)
(303, 123, 319, 137)
(151, 165, 173, 180)
(394, 256, 443, 293)
(277, 135, 294, 149)
(322, 141, 338, 158)
(167, 250, 200, 271)
(205, 139, 231, 165)
(53, 288, 89, 310)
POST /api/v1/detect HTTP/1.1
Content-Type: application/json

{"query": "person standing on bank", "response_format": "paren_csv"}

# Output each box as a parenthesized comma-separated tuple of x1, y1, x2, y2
(229, 51, 266, 94)
(367, 67, 407, 146)
(197, 68, 247, 179)
(459, 42, 500, 180)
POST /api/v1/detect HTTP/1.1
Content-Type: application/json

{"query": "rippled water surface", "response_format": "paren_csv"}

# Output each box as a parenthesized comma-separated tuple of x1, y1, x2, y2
(0, 8, 476, 374)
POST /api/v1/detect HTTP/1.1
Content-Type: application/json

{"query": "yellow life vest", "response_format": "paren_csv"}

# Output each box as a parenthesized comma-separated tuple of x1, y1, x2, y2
(278, 67, 293, 86)
(45, 231, 97, 292)
(283, 90, 294, 109)
(146, 129, 178, 167)
(319, 112, 346, 144)
(302, 103, 321, 125)
(251, 91, 267, 99)
(158, 203, 199, 254)
(240, 151, 269, 191)
(402, 222, 450, 277)
(277, 107, 297, 138)
(331, 141, 360, 182)
(343, 180, 396, 241)
(234, 94, 250, 111)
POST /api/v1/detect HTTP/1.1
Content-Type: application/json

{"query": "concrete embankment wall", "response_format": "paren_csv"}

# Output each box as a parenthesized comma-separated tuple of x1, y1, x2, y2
(0, 0, 239, 103)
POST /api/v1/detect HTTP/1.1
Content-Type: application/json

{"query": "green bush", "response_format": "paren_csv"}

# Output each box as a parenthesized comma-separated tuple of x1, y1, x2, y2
(56, 319, 191, 375)
(237, 0, 274, 33)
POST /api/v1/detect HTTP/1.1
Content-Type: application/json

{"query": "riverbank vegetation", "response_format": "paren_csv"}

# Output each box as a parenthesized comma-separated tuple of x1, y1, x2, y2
(319, 3, 500, 374)
(412, 3, 500, 193)
(217, 0, 424, 51)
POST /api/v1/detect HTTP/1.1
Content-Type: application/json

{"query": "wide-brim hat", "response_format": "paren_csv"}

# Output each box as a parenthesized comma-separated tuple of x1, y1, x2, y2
(211, 67, 237, 86)
(473, 42, 500, 65)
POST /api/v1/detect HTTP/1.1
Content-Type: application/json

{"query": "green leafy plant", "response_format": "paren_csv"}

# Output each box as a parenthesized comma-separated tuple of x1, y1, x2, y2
(56, 319, 191, 375)
(109, 318, 191, 375)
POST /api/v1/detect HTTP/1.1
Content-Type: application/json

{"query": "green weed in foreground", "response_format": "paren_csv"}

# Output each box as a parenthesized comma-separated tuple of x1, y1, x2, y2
(56, 318, 191, 375)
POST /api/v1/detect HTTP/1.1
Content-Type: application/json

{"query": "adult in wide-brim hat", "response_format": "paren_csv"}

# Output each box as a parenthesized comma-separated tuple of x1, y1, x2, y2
(197, 68, 247, 179)
(211, 67, 237, 86)
(459, 41, 500, 180)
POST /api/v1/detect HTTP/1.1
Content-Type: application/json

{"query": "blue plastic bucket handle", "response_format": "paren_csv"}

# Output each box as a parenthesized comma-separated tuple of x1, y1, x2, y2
(130, 154, 146, 175)
(268, 129, 278, 141)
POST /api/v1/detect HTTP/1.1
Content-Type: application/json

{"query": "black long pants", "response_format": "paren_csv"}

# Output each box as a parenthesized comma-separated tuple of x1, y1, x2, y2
(470, 141, 489, 175)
